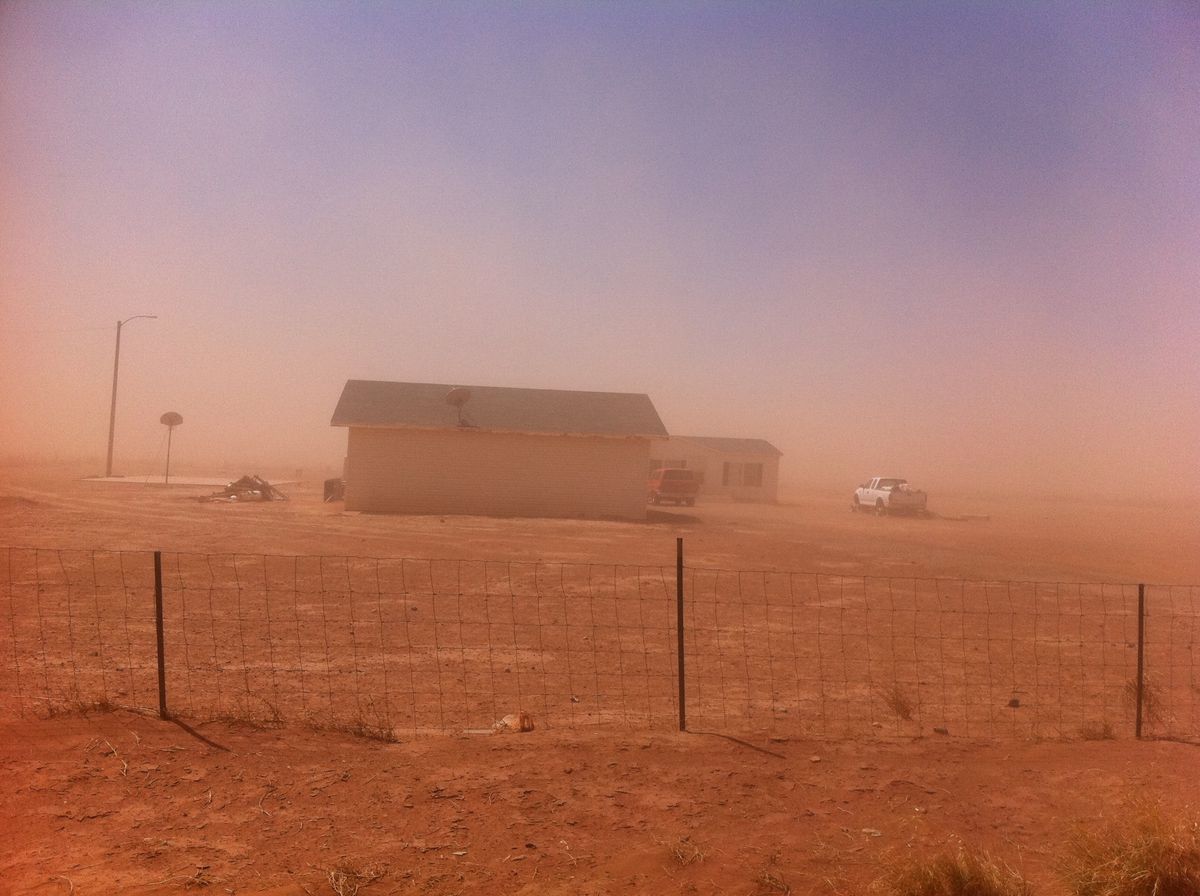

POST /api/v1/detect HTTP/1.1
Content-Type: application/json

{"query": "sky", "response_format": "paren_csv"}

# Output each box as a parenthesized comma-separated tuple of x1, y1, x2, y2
(1, 1, 1197, 497)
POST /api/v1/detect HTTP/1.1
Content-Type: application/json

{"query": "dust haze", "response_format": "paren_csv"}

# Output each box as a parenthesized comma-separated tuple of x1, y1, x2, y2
(6, 8, 1200, 895)
(2, 3, 1197, 502)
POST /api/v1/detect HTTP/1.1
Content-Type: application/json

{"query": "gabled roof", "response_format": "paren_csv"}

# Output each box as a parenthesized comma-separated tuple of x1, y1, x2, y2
(666, 436, 783, 457)
(331, 380, 668, 439)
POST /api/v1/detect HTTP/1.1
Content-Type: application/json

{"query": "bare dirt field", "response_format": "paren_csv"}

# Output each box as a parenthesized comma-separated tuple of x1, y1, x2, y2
(2, 463, 1199, 894)
(1, 463, 1197, 583)
(4, 711, 1200, 896)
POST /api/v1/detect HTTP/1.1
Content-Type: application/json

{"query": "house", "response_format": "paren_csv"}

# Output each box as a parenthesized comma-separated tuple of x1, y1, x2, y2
(647, 436, 782, 503)
(331, 380, 668, 518)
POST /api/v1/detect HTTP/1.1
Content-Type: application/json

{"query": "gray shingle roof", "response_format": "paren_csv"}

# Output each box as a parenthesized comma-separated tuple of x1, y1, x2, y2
(669, 436, 783, 456)
(331, 380, 668, 438)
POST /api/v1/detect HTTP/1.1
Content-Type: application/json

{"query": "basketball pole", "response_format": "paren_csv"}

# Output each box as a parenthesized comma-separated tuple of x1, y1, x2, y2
(164, 425, 173, 485)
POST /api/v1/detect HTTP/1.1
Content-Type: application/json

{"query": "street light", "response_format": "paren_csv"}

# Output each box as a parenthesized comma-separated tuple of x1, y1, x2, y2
(105, 314, 157, 477)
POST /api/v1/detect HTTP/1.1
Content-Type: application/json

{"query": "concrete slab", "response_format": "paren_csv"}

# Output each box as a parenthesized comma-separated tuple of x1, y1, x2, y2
(82, 475, 242, 487)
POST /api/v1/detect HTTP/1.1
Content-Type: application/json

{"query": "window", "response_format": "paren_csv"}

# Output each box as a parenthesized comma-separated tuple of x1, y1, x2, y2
(721, 462, 762, 488)
(649, 458, 662, 473)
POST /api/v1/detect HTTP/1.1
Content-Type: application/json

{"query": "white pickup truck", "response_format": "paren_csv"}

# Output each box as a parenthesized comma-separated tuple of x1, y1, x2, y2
(852, 477, 928, 516)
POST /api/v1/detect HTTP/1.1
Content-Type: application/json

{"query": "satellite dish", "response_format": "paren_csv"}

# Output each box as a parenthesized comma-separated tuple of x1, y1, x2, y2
(445, 387, 473, 426)
(159, 412, 182, 484)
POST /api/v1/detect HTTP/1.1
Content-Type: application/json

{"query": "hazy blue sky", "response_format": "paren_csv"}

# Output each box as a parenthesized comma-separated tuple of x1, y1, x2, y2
(2, 2, 1196, 495)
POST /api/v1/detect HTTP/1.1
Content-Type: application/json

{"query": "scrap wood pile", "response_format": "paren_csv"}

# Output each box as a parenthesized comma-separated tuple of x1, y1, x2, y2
(204, 475, 288, 502)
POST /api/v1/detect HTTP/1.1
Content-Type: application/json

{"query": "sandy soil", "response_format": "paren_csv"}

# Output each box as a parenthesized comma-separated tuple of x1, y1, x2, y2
(4, 711, 1200, 896)
(1, 464, 1198, 894)
(1, 463, 1197, 584)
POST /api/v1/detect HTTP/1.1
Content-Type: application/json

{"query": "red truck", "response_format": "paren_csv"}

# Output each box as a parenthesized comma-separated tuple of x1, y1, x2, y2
(647, 468, 700, 506)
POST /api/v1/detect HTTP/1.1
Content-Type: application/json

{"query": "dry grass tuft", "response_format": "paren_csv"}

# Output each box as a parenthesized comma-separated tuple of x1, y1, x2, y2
(1060, 805, 1200, 896)
(1123, 677, 1165, 729)
(306, 717, 398, 743)
(342, 719, 399, 743)
(256, 697, 285, 726)
(326, 861, 385, 896)
(756, 868, 791, 893)
(873, 844, 1032, 896)
(43, 695, 120, 718)
(754, 851, 791, 894)
(1078, 721, 1115, 741)
(183, 865, 216, 888)
(661, 835, 706, 866)
(877, 683, 915, 721)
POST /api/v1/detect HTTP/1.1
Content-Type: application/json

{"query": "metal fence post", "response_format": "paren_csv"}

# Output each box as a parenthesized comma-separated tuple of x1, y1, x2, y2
(1135, 583, 1145, 739)
(676, 537, 686, 732)
(154, 550, 168, 720)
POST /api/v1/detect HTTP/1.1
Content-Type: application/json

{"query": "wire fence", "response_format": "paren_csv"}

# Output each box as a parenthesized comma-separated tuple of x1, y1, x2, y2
(2, 546, 1197, 741)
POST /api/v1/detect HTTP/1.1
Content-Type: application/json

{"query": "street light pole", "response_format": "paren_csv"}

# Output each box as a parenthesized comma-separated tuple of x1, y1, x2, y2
(105, 314, 157, 477)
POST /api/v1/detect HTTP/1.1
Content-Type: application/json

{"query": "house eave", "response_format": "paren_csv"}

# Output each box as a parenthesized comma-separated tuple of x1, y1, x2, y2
(335, 422, 658, 441)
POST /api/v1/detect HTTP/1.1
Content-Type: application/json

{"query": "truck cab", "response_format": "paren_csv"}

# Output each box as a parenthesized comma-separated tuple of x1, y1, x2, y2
(853, 477, 928, 515)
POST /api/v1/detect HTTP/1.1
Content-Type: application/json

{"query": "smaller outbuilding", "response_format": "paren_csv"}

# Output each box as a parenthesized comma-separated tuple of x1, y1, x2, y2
(647, 436, 782, 503)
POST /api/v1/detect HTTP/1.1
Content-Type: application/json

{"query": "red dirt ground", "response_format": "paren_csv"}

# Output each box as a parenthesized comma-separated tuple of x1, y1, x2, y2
(2, 464, 1198, 894)
(4, 711, 1200, 895)
(1, 463, 1197, 584)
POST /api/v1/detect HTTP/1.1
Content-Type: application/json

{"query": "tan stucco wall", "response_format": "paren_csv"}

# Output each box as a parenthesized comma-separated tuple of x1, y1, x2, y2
(648, 438, 780, 503)
(345, 427, 650, 518)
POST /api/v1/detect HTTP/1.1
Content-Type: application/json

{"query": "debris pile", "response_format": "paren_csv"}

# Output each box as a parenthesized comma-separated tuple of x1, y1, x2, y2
(323, 477, 345, 502)
(205, 475, 288, 502)
(493, 711, 535, 733)
(460, 710, 536, 736)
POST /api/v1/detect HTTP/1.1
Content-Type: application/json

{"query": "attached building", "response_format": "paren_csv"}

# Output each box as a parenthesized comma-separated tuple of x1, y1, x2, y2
(331, 380, 668, 519)
(648, 436, 782, 503)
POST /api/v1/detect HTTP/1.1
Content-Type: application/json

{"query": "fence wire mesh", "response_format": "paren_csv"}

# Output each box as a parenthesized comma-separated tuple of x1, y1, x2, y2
(2, 547, 1197, 741)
